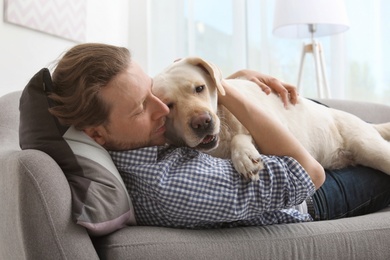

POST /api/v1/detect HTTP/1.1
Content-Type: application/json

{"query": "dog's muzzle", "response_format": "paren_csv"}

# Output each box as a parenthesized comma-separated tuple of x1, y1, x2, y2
(191, 112, 212, 131)
(196, 134, 219, 151)
(190, 112, 219, 150)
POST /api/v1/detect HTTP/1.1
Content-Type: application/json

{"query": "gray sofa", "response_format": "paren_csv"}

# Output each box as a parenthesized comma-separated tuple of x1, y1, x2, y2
(1, 90, 390, 260)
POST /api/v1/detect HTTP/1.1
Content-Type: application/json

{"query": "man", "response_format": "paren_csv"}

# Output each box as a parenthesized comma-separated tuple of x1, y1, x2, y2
(49, 43, 390, 229)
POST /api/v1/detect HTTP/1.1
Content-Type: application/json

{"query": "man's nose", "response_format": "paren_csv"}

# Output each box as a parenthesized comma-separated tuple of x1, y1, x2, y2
(153, 96, 169, 117)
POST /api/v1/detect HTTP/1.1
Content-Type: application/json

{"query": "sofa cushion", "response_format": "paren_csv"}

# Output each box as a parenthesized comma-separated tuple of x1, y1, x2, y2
(19, 68, 136, 236)
(94, 208, 390, 259)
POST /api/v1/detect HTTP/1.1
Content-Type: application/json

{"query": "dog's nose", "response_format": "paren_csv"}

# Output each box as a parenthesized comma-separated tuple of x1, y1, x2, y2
(191, 112, 212, 131)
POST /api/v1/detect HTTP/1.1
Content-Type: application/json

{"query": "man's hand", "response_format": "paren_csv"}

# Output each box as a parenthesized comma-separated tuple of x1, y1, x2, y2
(227, 69, 298, 108)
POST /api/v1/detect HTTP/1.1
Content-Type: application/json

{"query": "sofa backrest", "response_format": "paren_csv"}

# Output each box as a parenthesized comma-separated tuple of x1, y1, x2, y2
(0, 91, 99, 259)
(0, 91, 20, 151)
(317, 98, 390, 124)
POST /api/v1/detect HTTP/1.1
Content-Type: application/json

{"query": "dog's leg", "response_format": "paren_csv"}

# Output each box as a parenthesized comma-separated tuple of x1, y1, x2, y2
(351, 136, 390, 175)
(337, 117, 390, 175)
(374, 122, 390, 141)
(230, 134, 263, 181)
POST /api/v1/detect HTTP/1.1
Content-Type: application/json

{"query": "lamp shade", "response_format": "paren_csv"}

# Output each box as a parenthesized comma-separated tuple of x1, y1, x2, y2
(273, 0, 350, 38)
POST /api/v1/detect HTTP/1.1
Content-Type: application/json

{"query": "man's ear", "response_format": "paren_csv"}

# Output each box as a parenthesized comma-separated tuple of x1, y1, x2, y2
(83, 126, 106, 146)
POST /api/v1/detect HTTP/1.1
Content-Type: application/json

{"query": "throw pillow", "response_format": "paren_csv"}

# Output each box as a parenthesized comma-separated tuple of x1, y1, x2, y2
(19, 68, 136, 236)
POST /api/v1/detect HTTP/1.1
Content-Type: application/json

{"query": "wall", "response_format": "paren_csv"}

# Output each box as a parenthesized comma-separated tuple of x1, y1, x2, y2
(0, 0, 130, 97)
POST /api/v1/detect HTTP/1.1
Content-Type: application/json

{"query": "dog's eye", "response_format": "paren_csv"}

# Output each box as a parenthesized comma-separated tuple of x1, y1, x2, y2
(195, 85, 205, 93)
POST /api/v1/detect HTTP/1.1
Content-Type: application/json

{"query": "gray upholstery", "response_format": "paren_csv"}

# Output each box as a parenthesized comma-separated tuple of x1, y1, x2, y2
(0, 91, 99, 260)
(1, 91, 390, 260)
(317, 98, 390, 124)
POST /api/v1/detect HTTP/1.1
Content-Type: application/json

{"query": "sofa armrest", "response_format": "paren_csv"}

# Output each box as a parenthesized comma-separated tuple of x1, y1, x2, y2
(0, 91, 99, 260)
(316, 98, 390, 124)
(0, 149, 99, 260)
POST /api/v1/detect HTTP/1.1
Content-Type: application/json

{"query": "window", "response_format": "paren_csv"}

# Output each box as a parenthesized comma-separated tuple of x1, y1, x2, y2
(148, 0, 389, 104)
(148, 0, 246, 77)
(343, 0, 390, 104)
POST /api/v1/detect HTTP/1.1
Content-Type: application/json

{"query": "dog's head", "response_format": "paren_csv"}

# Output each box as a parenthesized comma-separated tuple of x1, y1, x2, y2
(153, 57, 226, 151)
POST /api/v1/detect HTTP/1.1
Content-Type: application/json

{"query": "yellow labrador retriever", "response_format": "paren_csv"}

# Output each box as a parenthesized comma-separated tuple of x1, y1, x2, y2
(152, 57, 390, 180)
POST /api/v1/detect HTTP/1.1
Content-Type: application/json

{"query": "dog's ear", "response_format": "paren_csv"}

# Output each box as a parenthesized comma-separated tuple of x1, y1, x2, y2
(185, 57, 226, 96)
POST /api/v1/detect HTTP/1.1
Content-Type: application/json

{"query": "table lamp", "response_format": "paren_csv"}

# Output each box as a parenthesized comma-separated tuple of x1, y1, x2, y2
(273, 0, 350, 98)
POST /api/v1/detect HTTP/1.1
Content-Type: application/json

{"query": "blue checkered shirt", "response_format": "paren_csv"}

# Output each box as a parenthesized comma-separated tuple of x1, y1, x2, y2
(109, 145, 315, 229)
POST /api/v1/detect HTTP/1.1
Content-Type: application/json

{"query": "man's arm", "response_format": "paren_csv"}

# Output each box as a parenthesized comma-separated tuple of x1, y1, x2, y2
(227, 69, 298, 108)
(218, 81, 325, 189)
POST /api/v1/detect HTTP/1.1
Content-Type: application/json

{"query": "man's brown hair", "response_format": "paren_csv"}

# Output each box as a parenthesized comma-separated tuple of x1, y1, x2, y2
(49, 43, 131, 130)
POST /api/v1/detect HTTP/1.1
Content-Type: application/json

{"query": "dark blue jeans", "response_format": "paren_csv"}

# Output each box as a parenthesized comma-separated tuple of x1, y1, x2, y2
(311, 166, 390, 220)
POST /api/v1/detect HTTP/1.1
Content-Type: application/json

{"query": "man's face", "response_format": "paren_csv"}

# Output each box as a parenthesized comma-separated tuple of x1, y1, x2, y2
(85, 62, 169, 150)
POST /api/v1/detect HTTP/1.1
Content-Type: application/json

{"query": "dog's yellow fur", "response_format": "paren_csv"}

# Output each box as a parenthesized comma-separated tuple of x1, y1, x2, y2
(153, 57, 390, 180)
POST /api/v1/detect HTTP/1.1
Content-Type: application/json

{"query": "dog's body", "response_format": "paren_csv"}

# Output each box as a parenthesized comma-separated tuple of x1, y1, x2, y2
(153, 57, 390, 180)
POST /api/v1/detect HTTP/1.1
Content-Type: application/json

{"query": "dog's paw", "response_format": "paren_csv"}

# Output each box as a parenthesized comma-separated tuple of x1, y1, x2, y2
(231, 148, 264, 181)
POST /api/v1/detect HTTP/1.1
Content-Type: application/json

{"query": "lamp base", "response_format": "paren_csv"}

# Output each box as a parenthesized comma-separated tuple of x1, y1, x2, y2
(297, 40, 331, 98)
